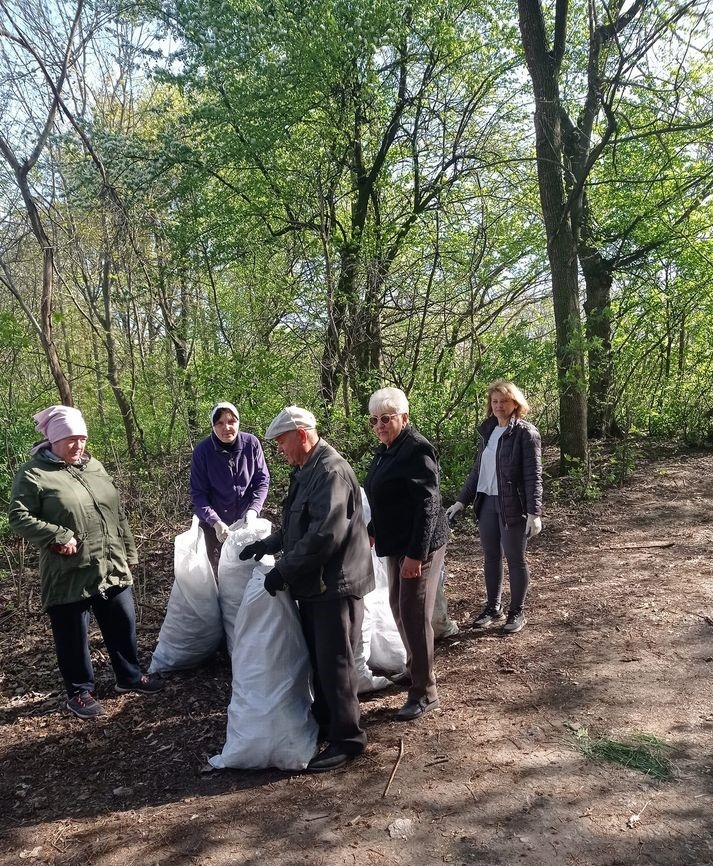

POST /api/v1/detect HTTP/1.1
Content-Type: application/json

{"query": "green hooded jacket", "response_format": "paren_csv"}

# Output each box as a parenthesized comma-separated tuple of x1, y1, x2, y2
(8, 448, 138, 610)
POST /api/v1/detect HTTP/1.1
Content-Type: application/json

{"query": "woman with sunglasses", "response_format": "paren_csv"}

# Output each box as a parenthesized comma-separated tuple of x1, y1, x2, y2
(363, 387, 448, 721)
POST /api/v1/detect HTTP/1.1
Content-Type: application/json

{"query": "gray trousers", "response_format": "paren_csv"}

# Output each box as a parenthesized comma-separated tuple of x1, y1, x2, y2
(385, 544, 446, 704)
(478, 495, 530, 612)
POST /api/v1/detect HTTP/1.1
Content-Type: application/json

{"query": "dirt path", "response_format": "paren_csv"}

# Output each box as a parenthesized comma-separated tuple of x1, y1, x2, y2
(1, 449, 712, 866)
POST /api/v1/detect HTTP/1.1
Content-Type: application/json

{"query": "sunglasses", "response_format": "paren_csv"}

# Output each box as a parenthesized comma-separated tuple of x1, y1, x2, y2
(368, 413, 400, 427)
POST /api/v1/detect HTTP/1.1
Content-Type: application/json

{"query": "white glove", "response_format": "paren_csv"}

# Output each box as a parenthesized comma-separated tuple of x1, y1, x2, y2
(525, 514, 542, 538)
(214, 520, 230, 543)
(445, 501, 465, 522)
(244, 509, 257, 526)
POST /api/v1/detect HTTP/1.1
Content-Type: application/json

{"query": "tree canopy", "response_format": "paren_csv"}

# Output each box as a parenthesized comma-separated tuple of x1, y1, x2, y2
(1, 0, 712, 504)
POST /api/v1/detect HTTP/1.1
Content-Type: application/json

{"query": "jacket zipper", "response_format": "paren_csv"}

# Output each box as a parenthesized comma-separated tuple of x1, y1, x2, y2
(495, 422, 511, 528)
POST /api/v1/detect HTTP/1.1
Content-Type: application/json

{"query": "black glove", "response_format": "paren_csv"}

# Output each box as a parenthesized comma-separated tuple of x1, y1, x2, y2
(239, 540, 268, 561)
(264, 568, 286, 597)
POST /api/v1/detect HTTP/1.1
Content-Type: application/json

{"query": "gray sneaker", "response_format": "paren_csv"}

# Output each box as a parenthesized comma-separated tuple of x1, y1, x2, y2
(471, 604, 505, 628)
(66, 692, 106, 719)
(503, 609, 526, 634)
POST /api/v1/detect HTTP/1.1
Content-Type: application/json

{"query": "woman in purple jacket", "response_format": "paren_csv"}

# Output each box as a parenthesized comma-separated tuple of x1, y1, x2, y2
(446, 380, 542, 635)
(190, 402, 270, 574)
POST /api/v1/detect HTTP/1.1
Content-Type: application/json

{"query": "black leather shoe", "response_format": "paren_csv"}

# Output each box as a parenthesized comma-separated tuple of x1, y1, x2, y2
(389, 671, 412, 687)
(394, 696, 440, 721)
(307, 743, 353, 773)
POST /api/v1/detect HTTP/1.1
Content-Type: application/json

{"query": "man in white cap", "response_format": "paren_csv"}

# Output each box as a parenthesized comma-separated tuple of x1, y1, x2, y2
(240, 406, 374, 772)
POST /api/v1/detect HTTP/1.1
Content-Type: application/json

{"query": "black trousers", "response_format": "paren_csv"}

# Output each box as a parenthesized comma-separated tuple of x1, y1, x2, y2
(298, 595, 366, 754)
(47, 585, 142, 698)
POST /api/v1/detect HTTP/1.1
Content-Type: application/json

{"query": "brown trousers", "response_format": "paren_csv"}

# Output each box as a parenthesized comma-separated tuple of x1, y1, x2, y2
(384, 544, 446, 704)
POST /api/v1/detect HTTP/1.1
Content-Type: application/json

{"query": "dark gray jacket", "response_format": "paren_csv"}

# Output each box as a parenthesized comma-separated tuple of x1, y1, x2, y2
(457, 414, 542, 526)
(262, 439, 374, 601)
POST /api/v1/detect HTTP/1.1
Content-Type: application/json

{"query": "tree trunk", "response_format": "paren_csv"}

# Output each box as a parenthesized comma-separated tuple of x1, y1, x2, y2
(518, 0, 588, 473)
(39, 241, 74, 405)
(581, 245, 622, 437)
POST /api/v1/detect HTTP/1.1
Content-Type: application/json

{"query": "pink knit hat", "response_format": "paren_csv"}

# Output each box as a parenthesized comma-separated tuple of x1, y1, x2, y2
(33, 405, 88, 444)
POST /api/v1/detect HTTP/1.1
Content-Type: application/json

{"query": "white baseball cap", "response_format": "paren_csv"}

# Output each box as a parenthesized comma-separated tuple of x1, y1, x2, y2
(265, 406, 317, 440)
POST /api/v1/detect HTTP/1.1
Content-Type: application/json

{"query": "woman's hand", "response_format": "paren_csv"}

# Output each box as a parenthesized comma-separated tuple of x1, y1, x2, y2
(51, 536, 78, 555)
(445, 501, 464, 523)
(244, 509, 258, 526)
(400, 556, 422, 579)
(525, 514, 542, 538)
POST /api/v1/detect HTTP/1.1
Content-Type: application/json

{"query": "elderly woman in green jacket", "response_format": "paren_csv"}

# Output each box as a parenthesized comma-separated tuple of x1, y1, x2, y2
(8, 405, 162, 720)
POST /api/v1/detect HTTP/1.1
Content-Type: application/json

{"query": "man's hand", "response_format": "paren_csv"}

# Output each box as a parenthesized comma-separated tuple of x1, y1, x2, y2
(263, 568, 286, 596)
(525, 514, 542, 538)
(214, 520, 230, 543)
(239, 540, 268, 561)
(445, 501, 464, 525)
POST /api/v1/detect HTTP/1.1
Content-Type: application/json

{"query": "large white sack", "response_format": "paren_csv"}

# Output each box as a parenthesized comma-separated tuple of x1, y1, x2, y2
(354, 594, 392, 694)
(433, 565, 460, 640)
(355, 549, 398, 692)
(364, 550, 408, 675)
(217, 518, 274, 654)
(149, 518, 223, 673)
(359, 489, 458, 672)
(209, 571, 318, 772)
(358, 489, 407, 678)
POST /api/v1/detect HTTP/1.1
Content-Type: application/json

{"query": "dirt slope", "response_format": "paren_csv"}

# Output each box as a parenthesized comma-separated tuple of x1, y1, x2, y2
(1, 449, 711, 866)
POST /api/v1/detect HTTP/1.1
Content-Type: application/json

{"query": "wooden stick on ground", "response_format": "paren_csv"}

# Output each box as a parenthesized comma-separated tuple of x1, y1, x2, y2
(600, 541, 675, 550)
(382, 737, 405, 798)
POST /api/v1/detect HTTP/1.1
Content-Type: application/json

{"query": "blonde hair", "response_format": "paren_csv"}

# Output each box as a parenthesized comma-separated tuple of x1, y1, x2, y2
(486, 379, 530, 418)
(368, 387, 409, 416)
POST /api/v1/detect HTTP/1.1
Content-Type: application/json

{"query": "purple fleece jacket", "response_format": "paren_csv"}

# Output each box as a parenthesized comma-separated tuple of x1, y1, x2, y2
(190, 431, 270, 526)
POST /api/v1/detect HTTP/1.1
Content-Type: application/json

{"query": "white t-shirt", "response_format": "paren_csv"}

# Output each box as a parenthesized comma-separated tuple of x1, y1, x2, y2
(476, 425, 506, 496)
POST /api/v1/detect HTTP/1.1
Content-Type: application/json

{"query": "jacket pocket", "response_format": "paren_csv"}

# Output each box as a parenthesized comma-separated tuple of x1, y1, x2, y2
(52, 537, 92, 573)
(285, 501, 310, 546)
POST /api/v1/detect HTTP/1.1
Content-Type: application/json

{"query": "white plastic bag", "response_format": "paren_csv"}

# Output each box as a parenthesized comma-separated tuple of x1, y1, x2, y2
(217, 517, 274, 654)
(364, 551, 408, 676)
(149, 518, 223, 673)
(433, 564, 460, 640)
(209, 571, 318, 771)
(359, 489, 407, 678)
(354, 580, 392, 693)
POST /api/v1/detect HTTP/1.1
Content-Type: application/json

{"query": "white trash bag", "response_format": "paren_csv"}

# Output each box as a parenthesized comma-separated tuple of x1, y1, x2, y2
(433, 564, 460, 640)
(359, 489, 407, 678)
(149, 518, 223, 673)
(217, 517, 274, 654)
(364, 551, 408, 676)
(354, 583, 392, 693)
(209, 570, 318, 772)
